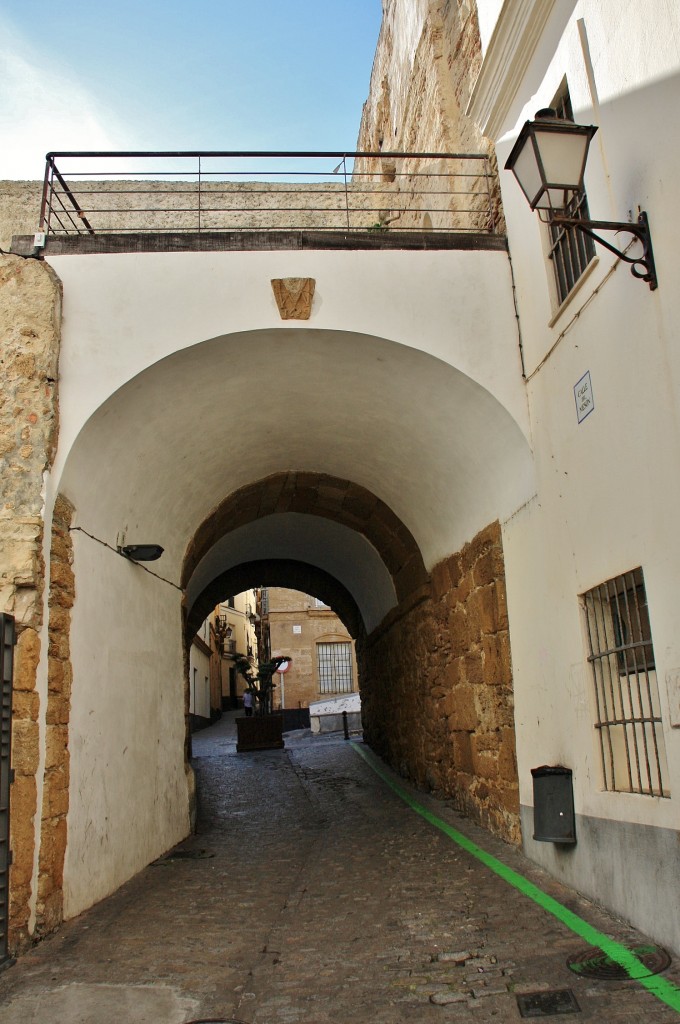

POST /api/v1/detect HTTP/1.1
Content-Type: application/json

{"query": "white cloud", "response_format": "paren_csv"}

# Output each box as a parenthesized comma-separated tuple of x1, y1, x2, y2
(0, 20, 130, 180)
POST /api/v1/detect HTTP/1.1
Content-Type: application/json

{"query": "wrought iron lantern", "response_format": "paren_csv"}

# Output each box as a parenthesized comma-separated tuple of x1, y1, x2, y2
(118, 543, 164, 561)
(505, 108, 657, 289)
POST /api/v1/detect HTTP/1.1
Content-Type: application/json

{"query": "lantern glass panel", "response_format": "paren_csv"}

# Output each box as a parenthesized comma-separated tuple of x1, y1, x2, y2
(534, 127, 591, 201)
(512, 135, 544, 208)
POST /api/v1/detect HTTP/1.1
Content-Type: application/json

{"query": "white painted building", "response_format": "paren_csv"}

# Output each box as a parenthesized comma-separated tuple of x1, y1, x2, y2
(189, 618, 212, 722)
(469, 0, 680, 953)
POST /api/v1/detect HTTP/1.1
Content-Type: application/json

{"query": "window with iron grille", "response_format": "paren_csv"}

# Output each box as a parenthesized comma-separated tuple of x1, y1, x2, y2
(548, 83, 596, 304)
(581, 568, 669, 797)
(317, 641, 353, 694)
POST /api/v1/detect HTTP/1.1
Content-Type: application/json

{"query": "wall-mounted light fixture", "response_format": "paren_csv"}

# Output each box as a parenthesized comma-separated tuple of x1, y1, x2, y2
(118, 544, 164, 561)
(504, 109, 657, 290)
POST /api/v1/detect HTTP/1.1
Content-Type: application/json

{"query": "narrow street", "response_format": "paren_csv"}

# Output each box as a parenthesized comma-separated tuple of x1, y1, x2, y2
(0, 715, 677, 1023)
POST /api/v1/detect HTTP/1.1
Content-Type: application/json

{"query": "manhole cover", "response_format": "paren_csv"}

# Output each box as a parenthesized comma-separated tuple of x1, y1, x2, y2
(517, 990, 581, 1017)
(566, 943, 671, 981)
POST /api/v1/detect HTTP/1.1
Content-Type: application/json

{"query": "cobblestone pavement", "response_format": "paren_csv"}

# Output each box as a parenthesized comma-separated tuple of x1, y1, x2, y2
(0, 713, 678, 1023)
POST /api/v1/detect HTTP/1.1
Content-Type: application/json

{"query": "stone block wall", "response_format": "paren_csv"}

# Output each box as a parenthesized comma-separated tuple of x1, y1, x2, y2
(0, 183, 42, 252)
(0, 253, 62, 950)
(9, 628, 40, 949)
(1, 177, 432, 241)
(360, 521, 519, 844)
(355, 0, 504, 233)
(35, 495, 74, 937)
(358, 0, 486, 156)
(266, 587, 357, 709)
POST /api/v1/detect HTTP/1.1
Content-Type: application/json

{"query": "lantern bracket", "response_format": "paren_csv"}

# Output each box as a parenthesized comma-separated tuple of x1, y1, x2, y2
(547, 210, 657, 290)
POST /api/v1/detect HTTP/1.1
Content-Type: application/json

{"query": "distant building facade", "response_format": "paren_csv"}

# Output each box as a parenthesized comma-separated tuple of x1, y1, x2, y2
(214, 591, 258, 710)
(189, 591, 258, 726)
(261, 588, 357, 711)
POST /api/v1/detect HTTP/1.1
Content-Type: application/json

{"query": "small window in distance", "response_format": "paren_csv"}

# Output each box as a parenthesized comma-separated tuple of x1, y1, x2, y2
(548, 81, 596, 304)
(581, 567, 668, 797)
(317, 641, 353, 694)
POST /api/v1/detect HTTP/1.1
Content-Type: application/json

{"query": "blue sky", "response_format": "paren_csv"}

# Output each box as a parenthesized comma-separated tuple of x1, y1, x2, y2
(0, 1, 382, 179)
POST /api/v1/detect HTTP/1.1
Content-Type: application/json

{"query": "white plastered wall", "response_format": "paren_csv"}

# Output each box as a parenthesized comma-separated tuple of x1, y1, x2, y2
(475, 0, 680, 950)
(189, 627, 212, 719)
(62, 537, 189, 917)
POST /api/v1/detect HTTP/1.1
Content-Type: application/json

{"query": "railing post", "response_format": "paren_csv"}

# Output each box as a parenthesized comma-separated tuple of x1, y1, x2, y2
(198, 155, 202, 234)
(483, 155, 496, 234)
(39, 157, 54, 235)
(341, 156, 350, 231)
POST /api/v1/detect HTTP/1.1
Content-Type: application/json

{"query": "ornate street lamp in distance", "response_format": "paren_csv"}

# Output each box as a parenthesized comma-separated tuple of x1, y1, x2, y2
(504, 108, 658, 290)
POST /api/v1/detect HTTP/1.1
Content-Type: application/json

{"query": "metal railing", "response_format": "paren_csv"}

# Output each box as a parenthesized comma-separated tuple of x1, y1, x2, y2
(39, 151, 500, 238)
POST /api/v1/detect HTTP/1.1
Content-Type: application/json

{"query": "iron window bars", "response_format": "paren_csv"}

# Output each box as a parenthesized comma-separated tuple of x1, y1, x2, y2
(582, 568, 668, 797)
(317, 641, 353, 694)
(548, 87, 596, 304)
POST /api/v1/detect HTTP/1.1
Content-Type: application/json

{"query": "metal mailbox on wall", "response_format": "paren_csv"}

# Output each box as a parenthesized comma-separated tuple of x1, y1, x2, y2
(531, 765, 576, 844)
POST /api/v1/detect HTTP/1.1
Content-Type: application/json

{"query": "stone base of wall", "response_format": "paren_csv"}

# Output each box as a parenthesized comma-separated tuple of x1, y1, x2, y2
(34, 495, 74, 938)
(360, 521, 519, 845)
(10, 627, 41, 952)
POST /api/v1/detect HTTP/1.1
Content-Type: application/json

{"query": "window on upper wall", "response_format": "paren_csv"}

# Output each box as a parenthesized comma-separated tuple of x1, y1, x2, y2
(547, 81, 596, 305)
(317, 641, 353, 694)
(581, 568, 669, 797)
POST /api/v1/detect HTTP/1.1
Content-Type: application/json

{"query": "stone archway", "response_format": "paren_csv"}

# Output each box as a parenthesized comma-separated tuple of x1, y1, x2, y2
(182, 471, 428, 609)
(187, 559, 366, 642)
(8, 319, 533, 949)
(182, 473, 519, 846)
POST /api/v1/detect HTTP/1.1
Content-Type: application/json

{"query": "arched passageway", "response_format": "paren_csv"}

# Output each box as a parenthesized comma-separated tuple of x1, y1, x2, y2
(183, 471, 428, 637)
(31, 323, 534, 941)
(188, 560, 366, 643)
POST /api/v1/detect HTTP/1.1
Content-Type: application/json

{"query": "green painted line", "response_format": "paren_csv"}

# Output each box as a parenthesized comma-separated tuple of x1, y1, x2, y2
(351, 741, 680, 1014)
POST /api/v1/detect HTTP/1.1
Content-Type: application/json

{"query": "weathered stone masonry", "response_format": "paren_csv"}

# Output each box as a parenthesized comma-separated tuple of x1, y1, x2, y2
(0, 254, 62, 950)
(360, 521, 519, 845)
(185, 475, 519, 845)
(35, 494, 74, 937)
